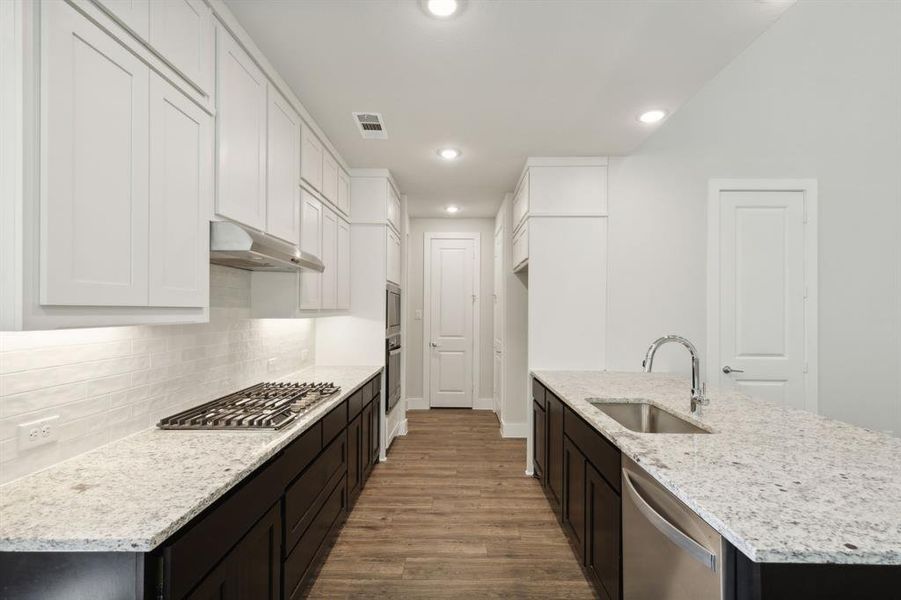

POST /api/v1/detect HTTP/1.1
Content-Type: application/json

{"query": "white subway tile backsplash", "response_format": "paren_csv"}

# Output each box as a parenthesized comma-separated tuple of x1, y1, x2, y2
(0, 266, 317, 484)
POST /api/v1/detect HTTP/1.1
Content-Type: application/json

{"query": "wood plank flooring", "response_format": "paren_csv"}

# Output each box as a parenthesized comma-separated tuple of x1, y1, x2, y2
(306, 409, 597, 599)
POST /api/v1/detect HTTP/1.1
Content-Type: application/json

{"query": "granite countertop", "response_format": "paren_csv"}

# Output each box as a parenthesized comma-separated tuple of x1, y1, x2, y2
(532, 370, 901, 565)
(0, 365, 381, 553)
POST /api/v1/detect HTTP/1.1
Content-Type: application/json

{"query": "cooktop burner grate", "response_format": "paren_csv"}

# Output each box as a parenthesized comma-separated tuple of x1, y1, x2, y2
(157, 382, 340, 430)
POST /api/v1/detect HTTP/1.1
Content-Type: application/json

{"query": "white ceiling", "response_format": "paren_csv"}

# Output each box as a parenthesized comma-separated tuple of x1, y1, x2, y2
(224, 0, 791, 217)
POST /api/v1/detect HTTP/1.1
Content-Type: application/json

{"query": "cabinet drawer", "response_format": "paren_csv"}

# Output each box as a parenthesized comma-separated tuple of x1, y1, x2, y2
(348, 389, 364, 421)
(564, 406, 621, 494)
(284, 431, 346, 553)
(322, 401, 347, 445)
(282, 422, 322, 483)
(283, 474, 347, 600)
(370, 375, 381, 401)
(532, 378, 546, 408)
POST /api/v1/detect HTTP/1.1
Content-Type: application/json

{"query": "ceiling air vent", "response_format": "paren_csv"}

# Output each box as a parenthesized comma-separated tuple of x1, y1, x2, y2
(353, 112, 388, 140)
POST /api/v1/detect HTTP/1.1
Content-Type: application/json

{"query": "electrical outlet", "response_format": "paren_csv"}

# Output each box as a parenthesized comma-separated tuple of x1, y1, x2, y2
(415, 309, 423, 320)
(267, 357, 278, 373)
(18, 415, 60, 450)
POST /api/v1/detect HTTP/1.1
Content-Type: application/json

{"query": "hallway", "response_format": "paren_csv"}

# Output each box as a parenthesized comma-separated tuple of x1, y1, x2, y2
(306, 409, 597, 599)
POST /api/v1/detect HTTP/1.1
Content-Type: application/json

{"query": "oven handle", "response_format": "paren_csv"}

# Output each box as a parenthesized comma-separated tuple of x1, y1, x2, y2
(622, 468, 717, 572)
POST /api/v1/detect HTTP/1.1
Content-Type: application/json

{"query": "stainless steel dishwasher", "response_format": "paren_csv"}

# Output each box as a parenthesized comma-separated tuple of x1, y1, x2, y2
(622, 456, 725, 600)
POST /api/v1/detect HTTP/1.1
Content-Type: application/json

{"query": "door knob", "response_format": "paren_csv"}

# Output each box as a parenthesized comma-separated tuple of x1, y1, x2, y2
(430, 342, 439, 348)
(722, 366, 744, 374)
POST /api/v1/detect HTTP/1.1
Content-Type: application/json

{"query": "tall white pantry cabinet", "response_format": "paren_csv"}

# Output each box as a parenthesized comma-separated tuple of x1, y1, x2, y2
(1, 0, 358, 330)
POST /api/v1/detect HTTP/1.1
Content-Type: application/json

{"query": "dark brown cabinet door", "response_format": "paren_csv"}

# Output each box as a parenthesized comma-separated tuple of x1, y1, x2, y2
(347, 414, 362, 502)
(533, 400, 546, 484)
(370, 395, 380, 464)
(234, 503, 281, 600)
(586, 463, 621, 600)
(361, 401, 372, 480)
(546, 393, 564, 512)
(186, 559, 236, 600)
(563, 437, 586, 561)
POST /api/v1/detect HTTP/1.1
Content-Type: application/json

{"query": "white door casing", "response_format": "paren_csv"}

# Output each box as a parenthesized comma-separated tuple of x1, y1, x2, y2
(493, 224, 504, 416)
(707, 179, 818, 412)
(424, 233, 480, 408)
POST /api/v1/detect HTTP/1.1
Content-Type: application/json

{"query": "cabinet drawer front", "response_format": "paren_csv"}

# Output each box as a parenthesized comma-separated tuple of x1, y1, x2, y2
(370, 375, 381, 402)
(284, 474, 347, 599)
(322, 400, 347, 445)
(532, 378, 546, 408)
(348, 389, 365, 421)
(564, 406, 621, 494)
(282, 422, 322, 483)
(284, 430, 346, 553)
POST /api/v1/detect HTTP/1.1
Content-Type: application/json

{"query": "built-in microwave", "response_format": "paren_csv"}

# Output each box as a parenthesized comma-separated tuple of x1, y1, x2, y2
(386, 283, 401, 337)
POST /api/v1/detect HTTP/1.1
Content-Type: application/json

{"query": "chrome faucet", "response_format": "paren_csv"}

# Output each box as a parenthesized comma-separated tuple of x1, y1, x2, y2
(642, 335, 708, 414)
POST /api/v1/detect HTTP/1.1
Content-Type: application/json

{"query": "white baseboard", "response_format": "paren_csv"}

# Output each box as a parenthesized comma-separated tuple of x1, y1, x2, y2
(386, 417, 408, 455)
(406, 397, 427, 410)
(473, 397, 494, 410)
(501, 419, 528, 438)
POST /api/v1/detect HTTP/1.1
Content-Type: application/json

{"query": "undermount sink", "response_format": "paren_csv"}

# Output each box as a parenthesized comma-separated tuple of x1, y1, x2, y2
(589, 400, 711, 434)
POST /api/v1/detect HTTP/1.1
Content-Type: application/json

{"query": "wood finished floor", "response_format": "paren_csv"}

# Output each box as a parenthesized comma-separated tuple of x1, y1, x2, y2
(307, 409, 598, 599)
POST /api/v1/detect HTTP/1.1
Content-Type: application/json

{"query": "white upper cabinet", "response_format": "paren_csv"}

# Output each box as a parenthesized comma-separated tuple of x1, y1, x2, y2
(320, 207, 338, 310)
(299, 190, 323, 310)
(95, 0, 149, 38)
(148, 0, 213, 98)
(336, 169, 350, 216)
(322, 152, 339, 203)
(148, 73, 211, 307)
(216, 25, 267, 230)
(266, 85, 301, 244)
(513, 171, 529, 231)
(386, 183, 401, 233)
(300, 125, 323, 191)
(337, 218, 350, 309)
(42, 0, 150, 306)
(387, 227, 401, 286)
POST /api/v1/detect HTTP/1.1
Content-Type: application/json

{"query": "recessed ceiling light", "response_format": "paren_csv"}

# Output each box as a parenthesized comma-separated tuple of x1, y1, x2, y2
(437, 147, 461, 160)
(423, 0, 461, 18)
(638, 109, 667, 124)
(446, 205, 460, 214)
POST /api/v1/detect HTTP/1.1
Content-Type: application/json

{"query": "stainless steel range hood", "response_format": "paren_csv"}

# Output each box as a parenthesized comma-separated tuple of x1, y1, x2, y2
(209, 221, 324, 272)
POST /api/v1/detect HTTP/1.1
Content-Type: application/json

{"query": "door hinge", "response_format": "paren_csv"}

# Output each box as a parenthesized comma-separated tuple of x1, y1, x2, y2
(802, 362, 809, 374)
(803, 284, 808, 299)
(472, 294, 477, 303)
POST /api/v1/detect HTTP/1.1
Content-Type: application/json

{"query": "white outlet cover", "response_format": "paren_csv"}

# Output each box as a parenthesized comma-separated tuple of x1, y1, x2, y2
(415, 309, 423, 320)
(18, 415, 60, 450)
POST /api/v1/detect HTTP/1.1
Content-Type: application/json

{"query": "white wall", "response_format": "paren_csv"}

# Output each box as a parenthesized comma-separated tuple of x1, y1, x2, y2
(606, 0, 901, 434)
(405, 218, 495, 404)
(0, 266, 317, 483)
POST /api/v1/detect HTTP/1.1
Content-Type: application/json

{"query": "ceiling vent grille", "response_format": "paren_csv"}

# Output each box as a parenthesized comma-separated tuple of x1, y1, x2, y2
(353, 112, 388, 139)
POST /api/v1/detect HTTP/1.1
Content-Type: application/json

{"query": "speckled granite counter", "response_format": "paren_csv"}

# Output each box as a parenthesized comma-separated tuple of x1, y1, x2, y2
(531, 370, 901, 565)
(0, 365, 381, 553)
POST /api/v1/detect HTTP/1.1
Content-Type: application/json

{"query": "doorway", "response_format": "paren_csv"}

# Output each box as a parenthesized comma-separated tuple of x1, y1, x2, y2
(707, 179, 818, 412)
(424, 232, 480, 408)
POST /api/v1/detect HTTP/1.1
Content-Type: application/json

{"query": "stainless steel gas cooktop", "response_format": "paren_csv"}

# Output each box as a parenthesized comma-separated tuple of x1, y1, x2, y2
(157, 381, 341, 430)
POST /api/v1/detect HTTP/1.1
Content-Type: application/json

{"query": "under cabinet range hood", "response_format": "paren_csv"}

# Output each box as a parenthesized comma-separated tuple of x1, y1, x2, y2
(209, 221, 324, 272)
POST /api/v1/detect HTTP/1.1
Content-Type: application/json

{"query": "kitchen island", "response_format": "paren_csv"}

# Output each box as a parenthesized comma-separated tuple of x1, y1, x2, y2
(531, 370, 901, 599)
(0, 365, 382, 599)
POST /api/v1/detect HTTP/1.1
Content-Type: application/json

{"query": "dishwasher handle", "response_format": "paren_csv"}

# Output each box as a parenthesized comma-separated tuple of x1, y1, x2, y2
(622, 468, 717, 572)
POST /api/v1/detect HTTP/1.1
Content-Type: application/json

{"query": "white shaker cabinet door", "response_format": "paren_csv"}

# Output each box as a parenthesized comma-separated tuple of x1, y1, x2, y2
(148, 73, 212, 307)
(387, 227, 401, 285)
(322, 152, 338, 203)
(148, 0, 213, 97)
(336, 169, 350, 216)
(337, 218, 350, 309)
(386, 184, 401, 233)
(300, 126, 323, 192)
(299, 190, 322, 310)
(42, 1, 150, 306)
(95, 0, 149, 38)
(266, 85, 301, 244)
(320, 207, 338, 310)
(216, 26, 267, 230)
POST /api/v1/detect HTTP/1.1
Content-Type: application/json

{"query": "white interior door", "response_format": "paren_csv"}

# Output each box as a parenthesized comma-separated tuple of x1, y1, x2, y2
(714, 188, 809, 409)
(427, 236, 475, 408)
(493, 225, 504, 415)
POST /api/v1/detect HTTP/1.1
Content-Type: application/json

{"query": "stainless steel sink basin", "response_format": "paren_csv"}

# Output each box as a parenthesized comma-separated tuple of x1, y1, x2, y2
(589, 400, 711, 434)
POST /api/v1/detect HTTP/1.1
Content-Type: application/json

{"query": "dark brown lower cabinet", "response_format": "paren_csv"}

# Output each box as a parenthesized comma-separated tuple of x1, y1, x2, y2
(347, 413, 362, 504)
(362, 402, 372, 477)
(562, 436, 586, 559)
(533, 399, 546, 484)
(545, 391, 564, 513)
(369, 393, 380, 466)
(186, 502, 280, 600)
(586, 463, 620, 600)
